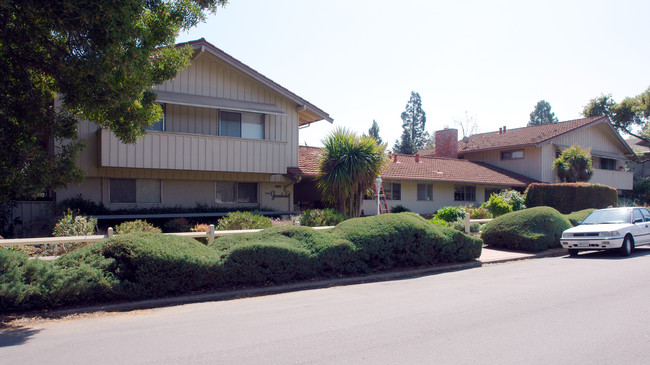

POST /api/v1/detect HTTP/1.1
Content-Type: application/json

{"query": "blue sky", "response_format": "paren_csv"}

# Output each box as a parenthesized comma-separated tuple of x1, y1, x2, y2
(177, 0, 650, 148)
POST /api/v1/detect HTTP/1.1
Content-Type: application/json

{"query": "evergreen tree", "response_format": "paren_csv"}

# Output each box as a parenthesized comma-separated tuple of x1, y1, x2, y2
(393, 129, 415, 154)
(528, 100, 559, 126)
(367, 120, 383, 144)
(394, 91, 428, 154)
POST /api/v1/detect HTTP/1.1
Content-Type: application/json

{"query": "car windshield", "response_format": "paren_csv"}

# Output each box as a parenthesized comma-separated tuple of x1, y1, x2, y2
(581, 209, 631, 224)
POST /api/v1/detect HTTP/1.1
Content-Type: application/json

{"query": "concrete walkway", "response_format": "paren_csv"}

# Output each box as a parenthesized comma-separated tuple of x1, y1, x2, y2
(479, 246, 566, 264)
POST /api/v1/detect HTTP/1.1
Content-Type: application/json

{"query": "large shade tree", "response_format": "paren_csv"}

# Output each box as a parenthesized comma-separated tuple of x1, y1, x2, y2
(553, 145, 593, 182)
(0, 0, 227, 204)
(317, 128, 386, 217)
(583, 87, 650, 160)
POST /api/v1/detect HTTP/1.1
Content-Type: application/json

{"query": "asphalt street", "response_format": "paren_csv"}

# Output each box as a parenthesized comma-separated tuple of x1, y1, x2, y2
(2, 248, 650, 364)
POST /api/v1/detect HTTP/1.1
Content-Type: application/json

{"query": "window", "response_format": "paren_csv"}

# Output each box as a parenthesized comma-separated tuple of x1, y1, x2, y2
(385, 183, 401, 200)
(501, 149, 524, 160)
(110, 179, 161, 203)
(219, 111, 264, 139)
(145, 104, 165, 131)
(417, 184, 434, 201)
(215, 181, 258, 203)
(365, 182, 401, 200)
(601, 158, 617, 171)
(641, 208, 650, 222)
(633, 209, 643, 223)
(484, 188, 501, 202)
(454, 185, 476, 202)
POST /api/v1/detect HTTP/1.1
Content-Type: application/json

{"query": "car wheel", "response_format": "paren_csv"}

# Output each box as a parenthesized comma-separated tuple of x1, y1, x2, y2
(620, 236, 633, 257)
(568, 249, 579, 257)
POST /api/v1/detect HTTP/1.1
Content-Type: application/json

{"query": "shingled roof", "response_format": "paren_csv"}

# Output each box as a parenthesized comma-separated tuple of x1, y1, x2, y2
(290, 146, 535, 187)
(458, 116, 607, 154)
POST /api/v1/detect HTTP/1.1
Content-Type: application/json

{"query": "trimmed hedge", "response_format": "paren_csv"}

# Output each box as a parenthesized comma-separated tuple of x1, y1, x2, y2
(333, 212, 482, 267)
(481, 206, 572, 252)
(0, 233, 223, 311)
(1, 213, 482, 312)
(565, 208, 596, 226)
(525, 183, 617, 214)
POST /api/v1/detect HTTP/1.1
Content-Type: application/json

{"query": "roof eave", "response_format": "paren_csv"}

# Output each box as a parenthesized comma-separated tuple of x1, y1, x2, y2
(182, 38, 333, 124)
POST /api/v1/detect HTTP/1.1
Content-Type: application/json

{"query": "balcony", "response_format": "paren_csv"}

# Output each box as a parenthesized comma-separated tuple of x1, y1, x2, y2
(99, 129, 288, 174)
(591, 168, 633, 190)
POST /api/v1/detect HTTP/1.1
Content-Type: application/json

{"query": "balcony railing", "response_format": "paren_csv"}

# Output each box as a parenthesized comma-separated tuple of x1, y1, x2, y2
(591, 168, 633, 190)
(99, 129, 288, 174)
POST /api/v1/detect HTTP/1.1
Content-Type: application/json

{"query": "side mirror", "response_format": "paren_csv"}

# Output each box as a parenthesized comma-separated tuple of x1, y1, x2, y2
(633, 218, 643, 224)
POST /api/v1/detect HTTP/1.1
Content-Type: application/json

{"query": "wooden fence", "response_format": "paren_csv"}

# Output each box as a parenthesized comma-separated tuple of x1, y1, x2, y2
(0, 225, 335, 247)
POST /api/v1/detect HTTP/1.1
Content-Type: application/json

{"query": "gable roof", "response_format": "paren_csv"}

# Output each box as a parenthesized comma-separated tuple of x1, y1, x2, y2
(626, 136, 650, 154)
(178, 38, 333, 126)
(290, 146, 535, 187)
(457, 116, 634, 156)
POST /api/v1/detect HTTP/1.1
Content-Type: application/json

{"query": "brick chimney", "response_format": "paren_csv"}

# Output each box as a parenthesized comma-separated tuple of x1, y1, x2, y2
(499, 127, 503, 134)
(434, 128, 458, 159)
(415, 154, 420, 163)
(393, 154, 397, 163)
(503, 126, 506, 133)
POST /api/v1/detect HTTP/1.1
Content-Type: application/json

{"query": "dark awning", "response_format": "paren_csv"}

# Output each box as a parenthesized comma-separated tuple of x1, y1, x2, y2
(154, 90, 287, 115)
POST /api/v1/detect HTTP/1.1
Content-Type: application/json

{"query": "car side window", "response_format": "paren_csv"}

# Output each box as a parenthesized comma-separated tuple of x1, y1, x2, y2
(642, 208, 650, 222)
(633, 209, 644, 223)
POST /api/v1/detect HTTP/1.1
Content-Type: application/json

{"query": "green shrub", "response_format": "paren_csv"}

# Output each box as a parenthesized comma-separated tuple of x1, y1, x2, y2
(222, 242, 314, 285)
(496, 189, 526, 211)
(0, 247, 117, 311)
(435, 206, 466, 223)
(466, 205, 490, 219)
(524, 183, 617, 214)
(389, 204, 411, 213)
(53, 209, 97, 236)
(115, 220, 161, 234)
(481, 206, 572, 252)
(333, 212, 482, 267)
(299, 209, 348, 227)
(216, 211, 272, 231)
(483, 194, 513, 217)
(428, 217, 449, 226)
(59, 233, 223, 299)
(564, 208, 596, 226)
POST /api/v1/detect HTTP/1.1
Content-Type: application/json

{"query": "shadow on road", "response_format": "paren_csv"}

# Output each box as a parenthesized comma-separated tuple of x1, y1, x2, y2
(563, 246, 650, 260)
(0, 326, 41, 347)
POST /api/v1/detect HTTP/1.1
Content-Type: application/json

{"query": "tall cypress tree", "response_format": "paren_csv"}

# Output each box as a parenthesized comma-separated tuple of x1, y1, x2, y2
(367, 120, 382, 144)
(394, 91, 428, 154)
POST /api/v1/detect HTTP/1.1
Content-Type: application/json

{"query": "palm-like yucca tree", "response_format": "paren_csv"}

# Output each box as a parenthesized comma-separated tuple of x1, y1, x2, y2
(317, 128, 387, 217)
(553, 145, 594, 182)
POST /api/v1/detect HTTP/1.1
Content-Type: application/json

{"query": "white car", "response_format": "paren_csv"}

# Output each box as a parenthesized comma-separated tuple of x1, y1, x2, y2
(561, 207, 650, 257)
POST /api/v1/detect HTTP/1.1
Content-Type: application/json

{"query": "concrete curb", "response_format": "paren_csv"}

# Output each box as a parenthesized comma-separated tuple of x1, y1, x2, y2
(3, 248, 568, 320)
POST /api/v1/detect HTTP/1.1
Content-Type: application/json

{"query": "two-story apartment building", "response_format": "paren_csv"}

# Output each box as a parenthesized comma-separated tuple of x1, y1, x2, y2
(56, 38, 332, 212)
(456, 116, 635, 191)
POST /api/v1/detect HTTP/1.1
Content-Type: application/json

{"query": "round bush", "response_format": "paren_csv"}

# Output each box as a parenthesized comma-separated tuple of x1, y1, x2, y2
(435, 206, 465, 223)
(333, 212, 482, 267)
(217, 211, 272, 230)
(481, 206, 572, 252)
(564, 208, 596, 226)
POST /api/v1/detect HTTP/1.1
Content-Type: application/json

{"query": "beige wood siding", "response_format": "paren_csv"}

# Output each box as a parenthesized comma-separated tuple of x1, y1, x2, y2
(360, 181, 506, 215)
(152, 52, 299, 167)
(100, 128, 288, 174)
(462, 146, 543, 181)
(58, 176, 293, 211)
